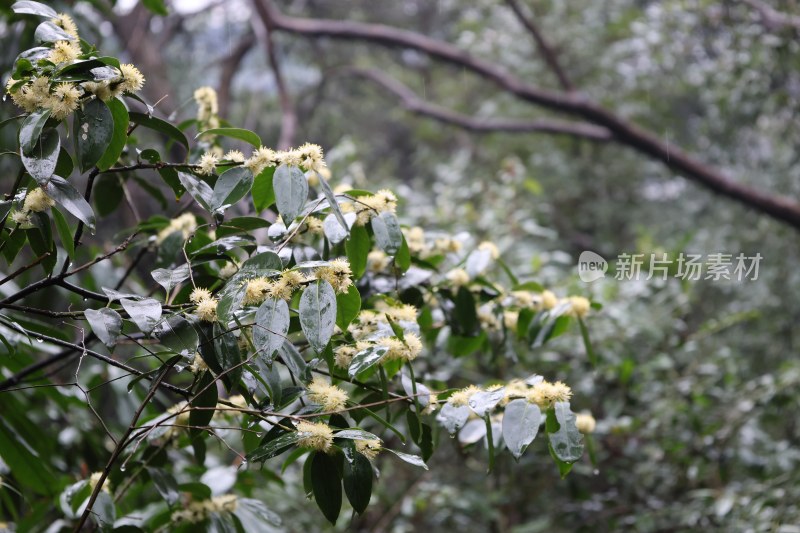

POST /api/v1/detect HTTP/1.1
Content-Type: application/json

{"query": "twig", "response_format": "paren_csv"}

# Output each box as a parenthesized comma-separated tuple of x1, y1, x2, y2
(0, 253, 51, 286)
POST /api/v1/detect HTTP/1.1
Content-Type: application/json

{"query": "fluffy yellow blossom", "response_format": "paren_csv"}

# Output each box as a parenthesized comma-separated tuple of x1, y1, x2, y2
(195, 298, 218, 322)
(367, 250, 390, 272)
(23, 188, 55, 213)
(503, 310, 519, 331)
(88, 472, 110, 493)
(478, 241, 500, 260)
(525, 380, 572, 409)
(334, 345, 356, 368)
(575, 413, 596, 434)
(307, 378, 349, 412)
(243, 277, 271, 306)
(478, 306, 500, 331)
(267, 270, 304, 301)
(296, 142, 326, 172)
(296, 420, 334, 452)
(315, 258, 353, 294)
(448, 385, 482, 407)
(189, 352, 208, 374)
(48, 40, 80, 64)
(376, 302, 418, 322)
(51, 13, 79, 37)
(305, 217, 324, 235)
(541, 290, 558, 310)
(224, 150, 245, 163)
(6, 78, 33, 112)
(156, 213, 196, 243)
(118, 64, 145, 94)
(82, 80, 113, 101)
(565, 296, 591, 318)
(46, 82, 81, 120)
(10, 211, 31, 227)
(355, 438, 382, 461)
(190, 287, 213, 304)
(219, 261, 238, 279)
(193, 86, 218, 124)
(244, 146, 278, 175)
(404, 226, 427, 255)
(434, 236, 462, 254)
(364, 189, 397, 215)
(197, 152, 218, 175)
(172, 494, 238, 524)
(501, 379, 529, 406)
(509, 290, 535, 308)
(445, 268, 470, 287)
(8, 76, 52, 112)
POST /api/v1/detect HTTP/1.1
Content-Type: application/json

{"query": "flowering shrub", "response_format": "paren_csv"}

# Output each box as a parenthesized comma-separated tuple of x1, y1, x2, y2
(0, 2, 599, 530)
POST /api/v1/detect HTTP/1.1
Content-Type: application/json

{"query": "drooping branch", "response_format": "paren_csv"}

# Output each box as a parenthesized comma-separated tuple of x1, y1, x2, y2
(339, 67, 610, 140)
(253, 0, 800, 230)
(504, 0, 574, 92)
(252, 0, 298, 149)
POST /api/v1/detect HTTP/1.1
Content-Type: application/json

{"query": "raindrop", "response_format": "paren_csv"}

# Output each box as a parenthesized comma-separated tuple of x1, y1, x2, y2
(36, 337, 44, 343)
(119, 465, 126, 472)
(255, 432, 263, 438)
(593, 469, 600, 475)
(82, 298, 88, 302)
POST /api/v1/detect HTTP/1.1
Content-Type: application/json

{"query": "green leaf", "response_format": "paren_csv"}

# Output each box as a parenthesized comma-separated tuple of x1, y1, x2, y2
(436, 402, 470, 434)
(212, 322, 242, 391)
(46, 176, 96, 232)
(93, 491, 116, 527)
(0, 417, 54, 495)
(128, 112, 189, 150)
(546, 402, 584, 464)
(335, 284, 361, 331)
(196, 127, 261, 147)
(146, 467, 180, 506)
(578, 317, 598, 366)
(92, 175, 123, 217)
(210, 166, 254, 213)
(467, 388, 505, 417)
(246, 432, 302, 462)
(54, 148, 73, 178)
(19, 108, 51, 155)
(317, 172, 349, 238)
(177, 171, 212, 212)
(502, 399, 541, 460)
(395, 236, 411, 271)
(299, 280, 337, 354)
(96, 97, 129, 171)
(253, 298, 290, 364)
(120, 297, 162, 334)
(310, 451, 342, 525)
(234, 499, 282, 529)
(452, 287, 479, 337)
(12, 1, 58, 17)
(348, 345, 388, 378)
(189, 371, 217, 440)
(155, 315, 198, 356)
(343, 451, 372, 514)
(371, 211, 403, 255)
(84, 308, 122, 348)
(21, 127, 60, 184)
(273, 164, 308, 224)
(34, 21, 77, 43)
(74, 98, 114, 172)
(142, 0, 169, 16)
(51, 207, 75, 261)
(346, 225, 370, 279)
(151, 264, 190, 295)
(407, 411, 433, 461)
(251, 167, 275, 213)
(384, 448, 428, 470)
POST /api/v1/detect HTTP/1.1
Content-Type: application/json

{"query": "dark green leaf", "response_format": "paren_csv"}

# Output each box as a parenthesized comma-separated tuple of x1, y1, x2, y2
(299, 280, 337, 354)
(93, 491, 116, 527)
(96, 97, 129, 171)
(0, 417, 54, 495)
(142, 0, 169, 16)
(120, 297, 162, 334)
(502, 399, 541, 460)
(146, 467, 180, 506)
(210, 167, 254, 213)
(51, 207, 75, 261)
(371, 211, 403, 255)
(196, 127, 260, 147)
(74, 98, 113, 172)
(254, 298, 290, 364)
(212, 322, 242, 391)
(348, 345, 388, 378)
(273, 164, 308, 224)
(407, 411, 434, 461)
(343, 451, 372, 514)
(246, 432, 301, 462)
(546, 402, 584, 464)
(335, 284, 361, 331)
(189, 371, 217, 439)
(21, 128, 60, 184)
(251, 167, 275, 213)
(310, 451, 342, 525)
(128, 112, 189, 150)
(84, 308, 122, 348)
(155, 315, 198, 356)
(151, 264, 190, 295)
(177, 171, 212, 211)
(578, 317, 598, 366)
(12, 1, 58, 17)
(46, 176, 96, 232)
(92, 175, 123, 217)
(54, 147, 74, 178)
(346, 225, 370, 279)
(19, 108, 51, 155)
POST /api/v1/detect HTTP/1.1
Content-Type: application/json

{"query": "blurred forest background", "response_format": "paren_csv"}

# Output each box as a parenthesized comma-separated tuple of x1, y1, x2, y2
(2, 0, 800, 531)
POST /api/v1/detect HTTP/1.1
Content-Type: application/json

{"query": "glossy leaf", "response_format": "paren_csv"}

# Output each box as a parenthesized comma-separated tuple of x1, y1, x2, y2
(254, 298, 290, 364)
(19, 107, 51, 155)
(546, 402, 584, 464)
(151, 264, 190, 295)
(371, 211, 403, 255)
(46, 176, 96, 232)
(120, 297, 162, 334)
(74, 98, 114, 172)
(210, 166, 254, 213)
(196, 127, 261, 147)
(251, 167, 275, 213)
(335, 284, 361, 331)
(502, 399, 542, 460)
(128, 112, 189, 150)
(84, 308, 122, 348)
(299, 280, 337, 354)
(96, 97, 129, 171)
(12, 1, 58, 17)
(310, 451, 342, 525)
(346, 225, 370, 279)
(343, 451, 372, 514)
(21, 128, 60, 184)
(348, 344, 389, 378)
(273, 164, 308, 224)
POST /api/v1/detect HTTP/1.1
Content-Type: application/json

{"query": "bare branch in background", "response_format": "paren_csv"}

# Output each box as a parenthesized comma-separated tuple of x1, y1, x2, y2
(339, 67, 610, 140)
(742, 0, 800, 31)
(251, 0, 298, 149)
(252, 0, 800, 230)
(504, 0, 574, 92)
(217, 33, 256, 118)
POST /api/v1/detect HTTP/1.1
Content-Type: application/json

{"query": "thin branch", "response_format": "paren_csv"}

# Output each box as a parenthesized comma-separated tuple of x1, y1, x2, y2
(0, 253, 51, 286)
(339, 67, 610, 140)
(742, 0, 800, 31)
(255, 0, 800, 230)
(504, 0, 574, 92)
(251, 0, 297, 149)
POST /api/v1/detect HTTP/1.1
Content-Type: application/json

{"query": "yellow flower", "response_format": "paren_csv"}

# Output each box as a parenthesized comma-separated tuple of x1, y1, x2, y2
(509, 290, 535, 308)
(525, 380, 572, 409)
(355, 438, 382, 461)
(219, 261, 239, 279)
(82, 80, 113, 101)
(448, 385, 482, 407)
(189, 287, 213, 304)
(445, 268, 470, 287)
(541, 290, 558, 310)
(193, 86, 218, 123)
(244, 146, 278, 175)
(434, 237, 462, 254)
(367, 250, 390, 272)
(224, 150, 245, 163)
(296, 420, 334, 452)
(500, 379, 529, 406)
(189, 352, 208, 374)
(296, 142, 326, 171)
(88, 472, 110, 493)
(478, 241, 500, 260)
(10, 211, 31, 227)
(243, 277, 271, 306)
(51, 13, 79, 37)
(575, 413, 596, 434)
(503, 310, 519, 331)
(334, 345, 356, 368)
(377, 302, 418, 322)
(197, 152, 218, 175)
(305, 217, 324, 235)
(48, 41, 80, 64)
(306, 378, 349, 412)
(118, 64, 145, 94)
(565, 296, 591, 318)
(156, 213, 197, 243)
(363, 189, 397, 215)
(195, 299, 218, 322)
(404, 226, 427, 255)
(45, 82, 81, 120)
(172, 494, 238, 524)
(315, 258, 353, 294)
(23, 188, 55, 213)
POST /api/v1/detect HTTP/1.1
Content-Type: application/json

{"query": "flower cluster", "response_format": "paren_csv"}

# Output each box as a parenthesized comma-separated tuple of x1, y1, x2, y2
(355, 438, 382, 461)
(340, 189, 398, 226)
(238, 143, 327, 177)
(88, 472, 110, 494)
(156, 213, 197, 244)
(336, 303, 424, 367)
(172, 494, 238, 524)
(295, 420, 334, 452)
(194, 86, 220, 130)
(575, 413, 596, 434)
(306, 378, 349, 412)
(8, 188, 56, 227)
